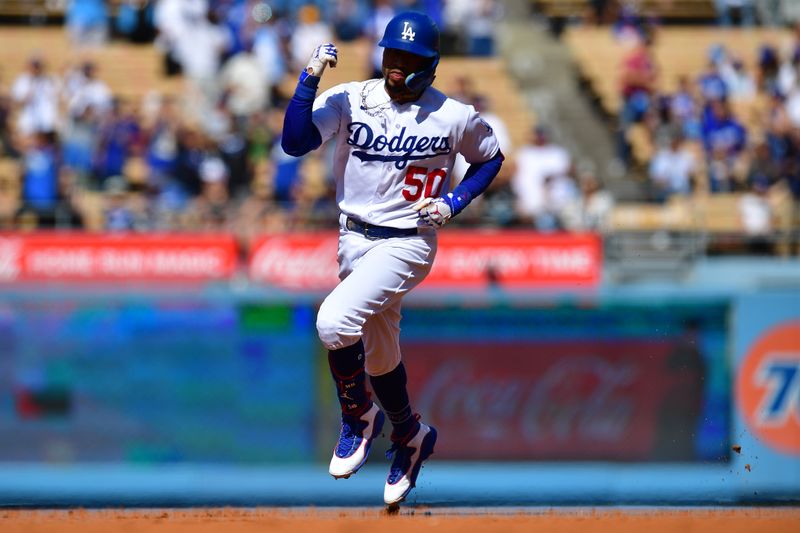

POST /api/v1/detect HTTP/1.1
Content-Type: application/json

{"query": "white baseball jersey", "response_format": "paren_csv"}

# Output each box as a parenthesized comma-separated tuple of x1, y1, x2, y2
(312, 79, 500, 228)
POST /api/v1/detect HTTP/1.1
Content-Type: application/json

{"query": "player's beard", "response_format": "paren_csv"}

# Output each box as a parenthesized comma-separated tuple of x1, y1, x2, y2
(384, 74, 420, 103)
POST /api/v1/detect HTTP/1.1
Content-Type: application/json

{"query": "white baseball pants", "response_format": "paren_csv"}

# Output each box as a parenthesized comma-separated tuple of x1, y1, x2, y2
(316, 214, 437, 376)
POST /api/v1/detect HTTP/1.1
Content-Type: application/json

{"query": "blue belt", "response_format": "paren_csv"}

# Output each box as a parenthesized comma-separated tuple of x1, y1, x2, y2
(345, 217, 418, 239)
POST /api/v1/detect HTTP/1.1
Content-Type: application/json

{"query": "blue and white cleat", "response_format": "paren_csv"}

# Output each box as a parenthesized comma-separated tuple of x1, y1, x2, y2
(329, 402, 385, 479)
(383, 422, 437, 505)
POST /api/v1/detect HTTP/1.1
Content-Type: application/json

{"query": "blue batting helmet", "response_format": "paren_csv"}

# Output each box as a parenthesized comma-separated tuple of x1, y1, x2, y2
(378, 11, 440, 92)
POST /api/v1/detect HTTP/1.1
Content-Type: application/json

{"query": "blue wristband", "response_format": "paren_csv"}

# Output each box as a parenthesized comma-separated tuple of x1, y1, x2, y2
(298, 71, 321, 89)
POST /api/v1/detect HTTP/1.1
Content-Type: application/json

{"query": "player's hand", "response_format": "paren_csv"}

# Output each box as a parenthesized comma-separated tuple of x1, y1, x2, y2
(304, 43, 338, 78)
(412, 194, 454, 228)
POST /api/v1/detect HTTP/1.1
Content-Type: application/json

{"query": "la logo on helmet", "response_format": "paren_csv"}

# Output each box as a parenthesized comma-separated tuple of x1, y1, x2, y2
(401, 21, 415, 41)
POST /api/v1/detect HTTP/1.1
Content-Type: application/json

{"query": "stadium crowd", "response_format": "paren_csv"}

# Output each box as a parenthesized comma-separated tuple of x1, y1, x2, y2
(607, 6, 800, 252)
(0, 0, 535, 247)
(2, 0, 798, 254)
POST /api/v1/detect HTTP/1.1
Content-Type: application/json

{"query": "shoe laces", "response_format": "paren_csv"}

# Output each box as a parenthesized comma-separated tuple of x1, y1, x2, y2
(336, 412, 366, 457)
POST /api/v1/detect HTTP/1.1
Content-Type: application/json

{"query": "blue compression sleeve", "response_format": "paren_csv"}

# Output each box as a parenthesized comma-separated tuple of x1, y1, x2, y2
(281, 76, 323, 157)
(446, 150, 505, 215)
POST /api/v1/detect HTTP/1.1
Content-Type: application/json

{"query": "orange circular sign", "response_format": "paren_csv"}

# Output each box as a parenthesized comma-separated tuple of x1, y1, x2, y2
(737, 321, 800, 455)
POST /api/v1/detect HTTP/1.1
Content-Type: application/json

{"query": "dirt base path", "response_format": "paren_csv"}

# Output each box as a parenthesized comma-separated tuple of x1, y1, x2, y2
(2, 507, 799, 533)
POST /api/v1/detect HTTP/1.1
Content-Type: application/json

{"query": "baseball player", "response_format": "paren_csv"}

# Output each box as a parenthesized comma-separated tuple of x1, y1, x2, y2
(282, 11, 504, 506)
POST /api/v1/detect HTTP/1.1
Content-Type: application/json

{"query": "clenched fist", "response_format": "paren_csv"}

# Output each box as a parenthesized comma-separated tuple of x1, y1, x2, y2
(412, 194, 455, 228)
(300, 43, 338, 83)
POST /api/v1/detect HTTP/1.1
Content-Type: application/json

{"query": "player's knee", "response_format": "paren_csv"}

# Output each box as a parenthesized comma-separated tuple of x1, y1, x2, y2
(316, 303, 356, 349)
(316, 314, 340, 349)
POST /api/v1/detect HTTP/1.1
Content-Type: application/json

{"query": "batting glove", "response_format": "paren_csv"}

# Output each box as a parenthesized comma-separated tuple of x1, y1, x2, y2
(412, 194, 455, 228)
(299, 43, 338, 85)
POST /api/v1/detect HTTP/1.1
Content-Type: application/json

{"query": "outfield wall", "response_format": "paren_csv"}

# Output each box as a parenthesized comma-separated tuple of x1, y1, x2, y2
(0, 262, 797, 505)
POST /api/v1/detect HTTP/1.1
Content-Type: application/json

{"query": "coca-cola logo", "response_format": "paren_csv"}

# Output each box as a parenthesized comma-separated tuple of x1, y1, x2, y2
(416, 357, 637, 445)
(250, 237, 339, 289)
(0, 237, 22, 281)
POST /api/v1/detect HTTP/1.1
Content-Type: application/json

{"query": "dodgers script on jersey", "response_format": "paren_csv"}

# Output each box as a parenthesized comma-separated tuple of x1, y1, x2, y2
(311, 79, 500, 228)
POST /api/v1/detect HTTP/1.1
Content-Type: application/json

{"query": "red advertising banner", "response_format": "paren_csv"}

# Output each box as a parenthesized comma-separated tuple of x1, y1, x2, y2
(428, 231, 601, 288)
(249, 233, 340, 290)
(403, 340, 703, 460)
(0, 233, 238, 282)
(248, 231, 602, 289)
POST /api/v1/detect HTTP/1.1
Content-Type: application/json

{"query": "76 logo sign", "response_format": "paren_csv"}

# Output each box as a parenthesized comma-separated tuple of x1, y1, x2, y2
(737, 321, 800, 455)
(402, 166, 446, 202)
(756, 358, 800, 426)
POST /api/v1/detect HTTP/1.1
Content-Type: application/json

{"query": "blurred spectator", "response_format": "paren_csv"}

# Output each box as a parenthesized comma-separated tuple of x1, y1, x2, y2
(289, 5, 333, 74)
(707, 145, 739, 193)
(561, 170, 615, 232)
(756, 45, 781, 95)
(738, 177, 776, 254)
(115, 0, 157, 44)
(154, 0, 210, 77)
(183, 156, 233, 230)
(144, 95, 180, 193)
(755, 0, 784, 26)
(0, 158, 21, 228)
(252, 9, 287, 87)
(697, 57, 728, 105)
(670, 75, 702, 140)
(103, 175, 137, 231)
(181, 9, 231, 114)
(212, 104, 249, 197)
(647, 95, 683, 148)
(649, 135, 696, 201)
(588, 0, 612, 25)
(785, 83, 800, 127)
(63, 61, 112, 120)
(365, 0, 396, 78)
(701, 100, 747, 190)
(246, 110, 277, 162)
(19, 132, 61, 225)
(94, 98, 142, 185)
(786, 0, 800, 24)
(332, 0, 368, 42)
(233, 158, 286, 247)
(714, 0, 756, 27)
(60, 101, 100, 185)
(540, 169, 580, 231)
(720, 57, 756, 100)
(10, 57, 60, 137)
(777, 47, 800, 97)
(464, 0, 499, 57)
(617, 28, 657, 164)
(511, 126, 571, 230)
(765, 90, 792, 160)
(66, 0, 110, 47)
(0, 70, 16, 158)
(220, 45, 269, 123)
(174, 123, 207, 199)
(746, 141, 781, 188)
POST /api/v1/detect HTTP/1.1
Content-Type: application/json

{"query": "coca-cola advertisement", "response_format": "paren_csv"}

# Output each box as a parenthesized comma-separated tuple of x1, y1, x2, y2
(394, 303, 730, 462)
(0, 233, 238, 282)
(249, 233, 339, 289)
(406, 341, 690, 460)
(248, 231, 601, 289)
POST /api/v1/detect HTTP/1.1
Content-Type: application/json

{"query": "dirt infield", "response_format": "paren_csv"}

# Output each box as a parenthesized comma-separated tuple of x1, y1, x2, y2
(1, 507, 799, 533)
